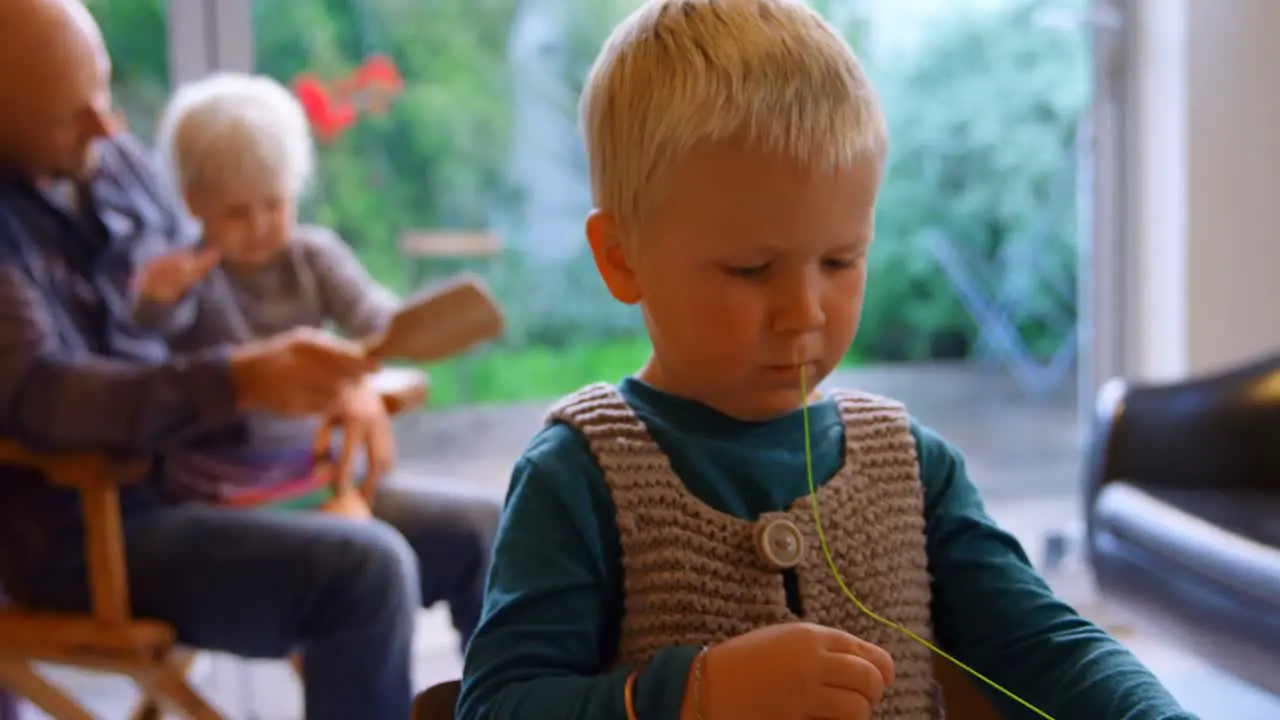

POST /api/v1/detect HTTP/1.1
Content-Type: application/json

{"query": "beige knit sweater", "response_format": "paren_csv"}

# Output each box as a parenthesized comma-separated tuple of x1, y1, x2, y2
(548, 382, 941, 718)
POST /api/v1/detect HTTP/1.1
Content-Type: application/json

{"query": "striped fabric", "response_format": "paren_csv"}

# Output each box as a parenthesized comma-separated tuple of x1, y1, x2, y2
(159, 446, 347, 510)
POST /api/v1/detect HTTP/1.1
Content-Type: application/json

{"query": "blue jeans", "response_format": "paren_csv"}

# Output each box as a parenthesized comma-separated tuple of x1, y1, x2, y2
(26, 481, 499, 720)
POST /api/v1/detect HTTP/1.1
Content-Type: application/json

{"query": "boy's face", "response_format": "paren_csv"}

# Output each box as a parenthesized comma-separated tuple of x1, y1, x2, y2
(588, 142, 881, 421)
(185, 179, 296, 269)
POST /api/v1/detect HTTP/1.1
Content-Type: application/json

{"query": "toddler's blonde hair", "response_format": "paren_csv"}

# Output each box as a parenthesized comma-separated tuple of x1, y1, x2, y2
(579, 0, 886, 243)
(154, 72, 314, 199)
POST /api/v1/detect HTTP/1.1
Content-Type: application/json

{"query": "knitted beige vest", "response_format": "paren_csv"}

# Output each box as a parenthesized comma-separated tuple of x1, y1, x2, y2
(548, 383, 940, 718)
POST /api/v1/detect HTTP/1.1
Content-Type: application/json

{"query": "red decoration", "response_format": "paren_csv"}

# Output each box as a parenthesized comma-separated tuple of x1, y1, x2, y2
(293, 74, 357, 142)
(291, 54, 405, 142)
(350, 55, 404, 114)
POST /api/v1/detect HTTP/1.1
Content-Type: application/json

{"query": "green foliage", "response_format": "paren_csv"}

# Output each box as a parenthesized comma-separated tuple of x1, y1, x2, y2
(865, 0, 1088, 360)
(252, 0, 521, 294)
(89, 0, 169, 139)
(423, 335, 654, 407)
(92, 0, 1087, 407)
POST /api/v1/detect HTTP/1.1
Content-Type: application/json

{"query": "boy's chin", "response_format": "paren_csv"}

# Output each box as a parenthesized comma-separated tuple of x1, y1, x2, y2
(714, 388, 821, 422)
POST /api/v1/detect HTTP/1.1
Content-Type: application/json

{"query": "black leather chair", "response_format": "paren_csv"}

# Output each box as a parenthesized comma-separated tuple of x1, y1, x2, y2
(1085, 354, 1280, 694)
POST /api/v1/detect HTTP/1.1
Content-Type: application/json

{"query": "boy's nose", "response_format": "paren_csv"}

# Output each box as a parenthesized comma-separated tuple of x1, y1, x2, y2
(772, 278, 825, 333)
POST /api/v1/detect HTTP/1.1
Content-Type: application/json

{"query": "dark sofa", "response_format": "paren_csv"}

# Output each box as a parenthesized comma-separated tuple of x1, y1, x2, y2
(1085, 354, 1280, 694)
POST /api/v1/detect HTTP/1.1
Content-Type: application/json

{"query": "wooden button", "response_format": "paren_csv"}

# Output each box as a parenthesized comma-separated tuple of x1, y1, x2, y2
(755, 518, 805, 570)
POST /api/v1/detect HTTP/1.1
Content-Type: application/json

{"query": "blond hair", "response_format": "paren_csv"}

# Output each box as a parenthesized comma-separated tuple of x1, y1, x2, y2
(579, 0, 886, 241)
(154, 71, 314, 198)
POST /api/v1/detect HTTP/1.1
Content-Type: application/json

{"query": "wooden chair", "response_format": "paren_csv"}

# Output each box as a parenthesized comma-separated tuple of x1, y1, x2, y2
(0, 442, 209, 719)
(412, 679, 460, 720)
(934, 656, 1003, 720)
(411, 659, 1001, 720)
(0, 367, 428, 720)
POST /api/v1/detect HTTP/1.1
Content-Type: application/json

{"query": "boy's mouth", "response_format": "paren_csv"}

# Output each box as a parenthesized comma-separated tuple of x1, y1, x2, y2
(765, 360, 819, 374)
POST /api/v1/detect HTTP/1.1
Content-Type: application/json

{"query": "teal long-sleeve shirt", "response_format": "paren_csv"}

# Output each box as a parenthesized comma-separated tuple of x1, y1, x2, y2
(458, 378, 1194, 720)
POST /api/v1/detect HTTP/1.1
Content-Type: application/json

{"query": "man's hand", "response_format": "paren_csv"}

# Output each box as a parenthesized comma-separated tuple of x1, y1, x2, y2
(133, 246, 221, 304)
(229, 327, 378, 417)
(328, 379, 397, 500)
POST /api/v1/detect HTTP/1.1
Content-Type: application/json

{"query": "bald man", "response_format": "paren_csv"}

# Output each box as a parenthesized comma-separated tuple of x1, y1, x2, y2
(0, 3, 496, 719)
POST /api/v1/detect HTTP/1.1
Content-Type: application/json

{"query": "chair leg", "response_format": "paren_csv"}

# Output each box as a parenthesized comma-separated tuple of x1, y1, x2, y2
(130, 703, 161, 720)
(132, 651, 300, 719)
(130, 683, 162, 720)
(130, 664, 225, 720)
(128, 650, 207, 720)
(0, 660, 95, 720)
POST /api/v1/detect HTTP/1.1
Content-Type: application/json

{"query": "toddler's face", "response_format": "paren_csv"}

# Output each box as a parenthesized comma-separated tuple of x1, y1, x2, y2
(592, 142, 880, 421)
(185, 179, 296, 269)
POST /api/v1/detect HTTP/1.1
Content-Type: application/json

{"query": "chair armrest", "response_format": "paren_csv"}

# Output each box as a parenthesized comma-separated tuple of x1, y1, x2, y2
(935, 658, 1002, 720)
(0, 439, 149, 490)
(1084, 377, 1128, 506)
(368, 366, 429, 416)
(0, 438, 138, 623)
(1087, 357, 1280, 502)
(412, 680, 460, 720)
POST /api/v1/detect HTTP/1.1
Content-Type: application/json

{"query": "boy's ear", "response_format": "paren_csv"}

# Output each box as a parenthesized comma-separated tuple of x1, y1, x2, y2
(585, 209, 641, 304)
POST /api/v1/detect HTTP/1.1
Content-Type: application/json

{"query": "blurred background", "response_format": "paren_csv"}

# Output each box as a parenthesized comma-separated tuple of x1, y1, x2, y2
(31, 0, 1276, 717)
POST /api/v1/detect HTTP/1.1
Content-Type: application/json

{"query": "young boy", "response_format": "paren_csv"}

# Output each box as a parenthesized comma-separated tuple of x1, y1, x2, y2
(135, 71, 399, 509)
(458, 1, 1193, 719)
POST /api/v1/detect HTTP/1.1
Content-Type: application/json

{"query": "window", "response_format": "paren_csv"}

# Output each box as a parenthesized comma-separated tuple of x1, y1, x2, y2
(90, 0, 173, 143)
(239, 0, 1091, 509)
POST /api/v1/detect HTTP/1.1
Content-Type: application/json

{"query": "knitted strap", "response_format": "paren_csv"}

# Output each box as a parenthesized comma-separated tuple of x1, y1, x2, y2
(546, 382, 685, 496)
(828, 389, 919, 477)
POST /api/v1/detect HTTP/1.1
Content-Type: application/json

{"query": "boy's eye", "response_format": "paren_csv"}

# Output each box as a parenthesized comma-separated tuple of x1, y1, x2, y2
(725, 263, 769, 278)
(823, 256, 860, 270)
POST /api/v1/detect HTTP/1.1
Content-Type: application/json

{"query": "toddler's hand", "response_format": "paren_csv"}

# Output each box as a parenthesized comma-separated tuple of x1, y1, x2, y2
(694, 623, 894, 720)
(318, 489, 373, 520)
(133, 246, 220, 304)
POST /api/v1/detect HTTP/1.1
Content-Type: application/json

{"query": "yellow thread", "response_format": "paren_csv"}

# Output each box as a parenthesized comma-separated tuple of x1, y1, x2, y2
(799, 365, 1056, 720)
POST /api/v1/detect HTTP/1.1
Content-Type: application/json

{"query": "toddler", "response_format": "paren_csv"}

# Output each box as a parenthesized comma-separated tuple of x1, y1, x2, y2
(135, 72, 398, 509)
(457, 1, 1193, 719)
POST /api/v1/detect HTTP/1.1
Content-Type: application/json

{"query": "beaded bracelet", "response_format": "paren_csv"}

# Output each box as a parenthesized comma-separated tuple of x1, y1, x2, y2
(625, 647, 710, 720)
(624, 670, 639, 720)
(691, 647, 709, 720)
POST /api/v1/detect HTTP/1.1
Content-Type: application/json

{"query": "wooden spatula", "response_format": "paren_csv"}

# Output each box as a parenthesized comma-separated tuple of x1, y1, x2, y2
(363, 272, 505, 363)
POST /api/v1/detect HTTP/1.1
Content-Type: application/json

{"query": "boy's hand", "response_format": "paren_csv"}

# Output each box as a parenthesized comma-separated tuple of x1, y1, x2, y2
(692, 623, 894, 720)
(133, 246, 220, 304)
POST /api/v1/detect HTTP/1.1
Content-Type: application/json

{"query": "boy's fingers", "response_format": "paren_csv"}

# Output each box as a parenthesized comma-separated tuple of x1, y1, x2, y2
(823, 631, 895, 686)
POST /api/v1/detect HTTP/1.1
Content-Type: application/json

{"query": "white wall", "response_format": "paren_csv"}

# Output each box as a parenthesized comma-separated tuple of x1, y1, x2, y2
(166, 0, 254, 87)
(1125, 0, 1280, 381)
